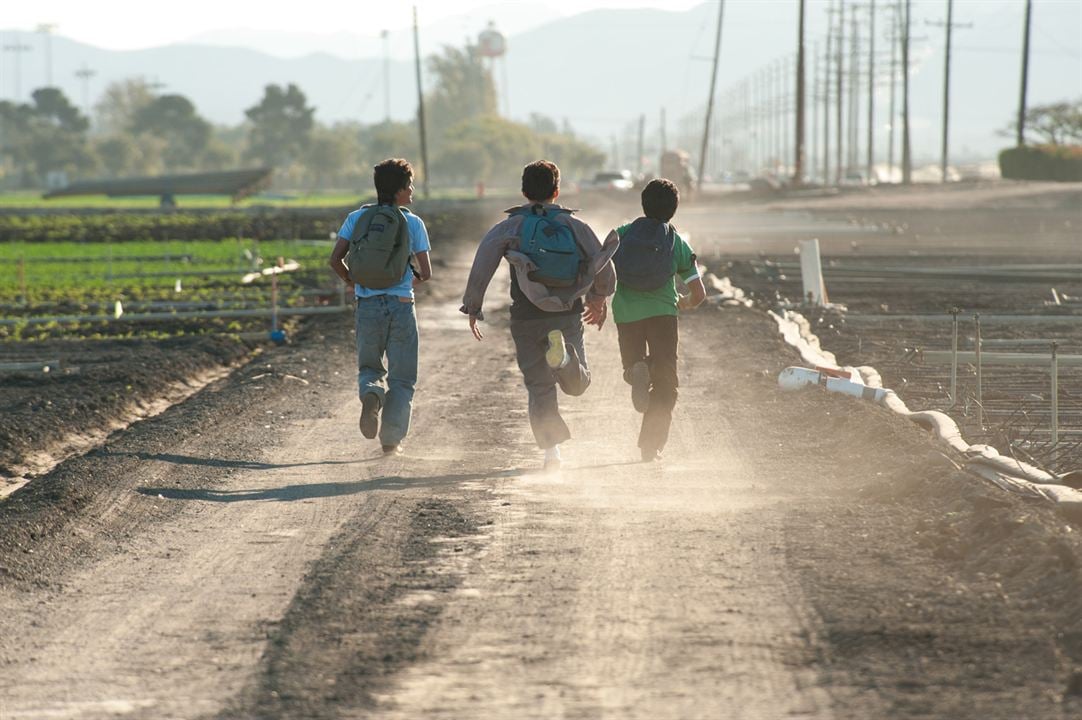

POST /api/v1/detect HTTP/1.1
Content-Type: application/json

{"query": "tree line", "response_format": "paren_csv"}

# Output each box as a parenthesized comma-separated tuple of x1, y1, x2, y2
(0, 44, 606, 192)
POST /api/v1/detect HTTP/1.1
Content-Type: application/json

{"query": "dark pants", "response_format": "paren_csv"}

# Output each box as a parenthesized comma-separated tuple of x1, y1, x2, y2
(510, 314, 591, 450)
(616, 315, 679, 453)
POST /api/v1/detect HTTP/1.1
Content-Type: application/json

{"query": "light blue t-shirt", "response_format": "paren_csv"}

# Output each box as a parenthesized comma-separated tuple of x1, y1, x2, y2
(338, 206, 430, 299)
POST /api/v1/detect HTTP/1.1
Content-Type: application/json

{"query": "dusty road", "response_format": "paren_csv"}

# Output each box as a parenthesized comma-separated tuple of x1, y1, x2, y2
(2, 199, 1081, 719)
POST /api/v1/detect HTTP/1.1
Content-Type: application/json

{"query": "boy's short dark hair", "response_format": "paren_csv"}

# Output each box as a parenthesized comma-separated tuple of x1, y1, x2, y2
(641, 178, 679, 222)
(374, 158, 413, 204)
(521, 160, 560, 202)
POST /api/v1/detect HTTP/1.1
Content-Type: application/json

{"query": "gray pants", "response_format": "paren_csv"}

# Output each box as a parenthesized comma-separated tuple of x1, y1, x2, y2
(510, 314, 591, 450)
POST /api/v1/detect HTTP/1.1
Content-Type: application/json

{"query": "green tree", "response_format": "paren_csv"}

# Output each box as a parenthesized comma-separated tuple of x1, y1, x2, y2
(359, 121, 419, 166)
(432, 115, 540, 184)
(244, 83, 315, 168)
(0, 88, 94, 186)
(303, 124, 366, 189)
(1002, 99, 1082, 146)
(425, 45, 498, 149)
(95, 78, 157, 136)
(130, 94, 212, 171)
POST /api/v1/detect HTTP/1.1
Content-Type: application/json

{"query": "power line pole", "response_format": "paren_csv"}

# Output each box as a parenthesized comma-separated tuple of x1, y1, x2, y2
(37, 23, 58, 88)
(381, 29, 391, 123)
(901, 0, 912, 184)
(811, 41, 819, 184)
(637, 113, 645, 175)
(2, 39, 31, 101)
(824, 4, 835, 185)
(835, 1, 845, 184)
(866, 0, 875, 182)
(795, 0, 807, 186)
(888, 0, 899, 180)
(75, 64, 96, 117)
(697, 0, 725, 193)
(1017, 0, 1033, 146)
(928, 0, 972, 182)
(412, 6, 429, 198)
(848, 10, 860, 174)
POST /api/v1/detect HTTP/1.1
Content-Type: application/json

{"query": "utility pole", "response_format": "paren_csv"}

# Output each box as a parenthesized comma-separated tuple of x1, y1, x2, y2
(848, 10, 860, 174)
(866, 0, 875, 182)
(37, 23, 58, 88)
(835, 1, 845, 184)
(1017, 0, 1033, 146)
(888, 0, 899, 180)
(75, 64, 96, 116)
(659, 106, 667, 174)
(901, 0, 912, 184)
(697, 0, 725, 193)
(824, 4, 834, 185)
(381, 29, 391, 123)
(412, 6, 430, 198)
(795, 0, 807, 186)
(812, 41, 819, 184)
(928, 0, 971, 182)
(637, 113, 645, 175)
(3, 39, 31, 101)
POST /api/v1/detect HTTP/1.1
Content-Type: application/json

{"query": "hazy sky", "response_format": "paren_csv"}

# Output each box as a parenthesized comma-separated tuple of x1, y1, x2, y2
(10, 1, 707, 50)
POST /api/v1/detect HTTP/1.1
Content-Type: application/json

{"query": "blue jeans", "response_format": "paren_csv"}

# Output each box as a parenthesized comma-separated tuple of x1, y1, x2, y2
(355, 295, 418, 446)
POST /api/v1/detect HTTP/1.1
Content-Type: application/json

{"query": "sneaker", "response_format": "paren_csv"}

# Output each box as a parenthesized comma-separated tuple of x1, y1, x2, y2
(545, 330, 569, 370)
(640, 446, 662, 463)
(359, 393, 381, 439)
(543, 445, 562, 473)
(382, 443, 402, 456)
(629, 361, 650, 413)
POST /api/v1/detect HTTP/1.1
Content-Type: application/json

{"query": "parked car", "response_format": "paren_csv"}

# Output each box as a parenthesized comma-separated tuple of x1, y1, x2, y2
(586, 170, 634, 192)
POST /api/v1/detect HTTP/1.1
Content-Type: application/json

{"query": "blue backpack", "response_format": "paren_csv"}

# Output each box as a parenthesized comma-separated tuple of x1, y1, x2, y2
(613, 217, 676, 291)
(511, 205, 583, 288)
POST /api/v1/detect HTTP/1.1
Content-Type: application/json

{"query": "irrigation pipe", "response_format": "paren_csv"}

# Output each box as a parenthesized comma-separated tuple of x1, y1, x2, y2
(759, 295, 1082, 518)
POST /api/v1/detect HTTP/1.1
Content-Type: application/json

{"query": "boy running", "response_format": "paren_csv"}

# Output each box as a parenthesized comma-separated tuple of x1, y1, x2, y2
(461, 160, 617, 472)
(608, 178, 705, 462)
(329, 158, 432, 455)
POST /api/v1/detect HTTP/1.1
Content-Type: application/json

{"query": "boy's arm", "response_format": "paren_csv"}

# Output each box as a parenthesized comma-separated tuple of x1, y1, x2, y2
(329, 237, 351, 284)
(460, 223, 513, 331)
(678, 277, 707, 310)
(412, 251, 432, 286)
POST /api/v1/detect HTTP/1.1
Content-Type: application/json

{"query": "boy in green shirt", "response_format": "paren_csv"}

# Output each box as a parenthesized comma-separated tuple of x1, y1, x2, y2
(608, 178, 706, 462)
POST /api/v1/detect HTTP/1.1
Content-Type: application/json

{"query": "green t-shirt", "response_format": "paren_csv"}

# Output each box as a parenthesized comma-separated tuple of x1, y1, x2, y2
(611, 222, 699, 325)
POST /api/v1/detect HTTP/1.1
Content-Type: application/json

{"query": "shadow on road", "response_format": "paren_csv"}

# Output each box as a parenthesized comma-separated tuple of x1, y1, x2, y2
(105, 450, 378, 471)
(136, 469, 522, 503)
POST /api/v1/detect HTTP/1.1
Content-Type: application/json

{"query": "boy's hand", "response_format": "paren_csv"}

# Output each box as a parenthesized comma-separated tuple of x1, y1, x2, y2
(583, 297, 607, 329)
(469, 314, 484, 341)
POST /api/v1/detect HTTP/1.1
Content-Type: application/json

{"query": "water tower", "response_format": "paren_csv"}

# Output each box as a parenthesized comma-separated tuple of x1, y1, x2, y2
(476, 21, 509, 116)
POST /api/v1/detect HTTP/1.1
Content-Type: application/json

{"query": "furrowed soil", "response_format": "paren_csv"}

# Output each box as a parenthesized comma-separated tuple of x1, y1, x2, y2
(2, 183, 1081, 719)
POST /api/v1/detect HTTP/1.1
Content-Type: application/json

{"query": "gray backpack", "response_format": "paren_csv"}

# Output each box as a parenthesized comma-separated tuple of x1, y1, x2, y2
(346, 204, 412, 289)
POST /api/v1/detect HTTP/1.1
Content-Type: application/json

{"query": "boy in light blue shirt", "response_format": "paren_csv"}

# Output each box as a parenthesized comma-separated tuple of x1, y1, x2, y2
(329, 158, 432, 455)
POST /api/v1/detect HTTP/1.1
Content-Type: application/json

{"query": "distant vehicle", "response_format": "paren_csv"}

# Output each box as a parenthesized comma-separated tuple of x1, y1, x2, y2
(586, 170, 634, 192)
(660, 150, 695, 197)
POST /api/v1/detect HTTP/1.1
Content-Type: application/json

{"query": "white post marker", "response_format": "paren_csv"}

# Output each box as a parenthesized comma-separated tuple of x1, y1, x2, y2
(1051, 341, 1059, 450)
(798, 238, 828, 306)
(949, 308, 959, 405)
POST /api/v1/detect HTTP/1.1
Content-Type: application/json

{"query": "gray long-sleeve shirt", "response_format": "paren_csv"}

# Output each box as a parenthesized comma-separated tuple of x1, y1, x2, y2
(460, 203, 619, 320)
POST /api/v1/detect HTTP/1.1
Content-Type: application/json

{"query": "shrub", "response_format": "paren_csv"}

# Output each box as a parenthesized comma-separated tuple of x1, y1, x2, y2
(998, 144, 1082, 182)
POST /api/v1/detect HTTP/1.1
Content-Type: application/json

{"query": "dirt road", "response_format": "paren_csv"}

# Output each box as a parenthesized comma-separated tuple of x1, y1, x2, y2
(2, 222, 1081, 719)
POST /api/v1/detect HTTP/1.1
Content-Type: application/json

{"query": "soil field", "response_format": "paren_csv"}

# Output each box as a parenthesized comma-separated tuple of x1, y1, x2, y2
(693, 182, 1082, 477)
(1, 182, 1081, 719)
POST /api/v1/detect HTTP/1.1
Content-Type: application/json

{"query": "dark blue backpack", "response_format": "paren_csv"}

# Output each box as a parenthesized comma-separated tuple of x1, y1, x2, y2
(613, 217, 676, 291)
(511, 204, 583, 288)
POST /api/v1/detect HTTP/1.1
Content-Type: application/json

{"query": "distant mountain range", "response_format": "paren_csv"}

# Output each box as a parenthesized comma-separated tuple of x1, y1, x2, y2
(1, 1, 1078, 164)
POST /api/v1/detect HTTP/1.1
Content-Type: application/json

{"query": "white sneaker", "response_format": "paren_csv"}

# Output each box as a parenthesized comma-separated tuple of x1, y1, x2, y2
(543, 445, 562, 473)
(545, 330, 569, 370)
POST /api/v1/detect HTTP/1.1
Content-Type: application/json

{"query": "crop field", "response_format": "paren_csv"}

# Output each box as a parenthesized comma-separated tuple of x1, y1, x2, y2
(0, 237, 342, 342)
